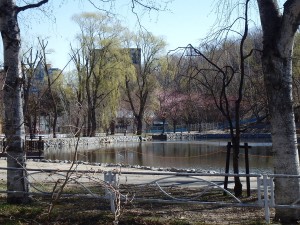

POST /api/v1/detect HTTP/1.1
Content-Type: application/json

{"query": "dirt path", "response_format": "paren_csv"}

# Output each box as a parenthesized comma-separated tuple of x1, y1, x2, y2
(0, 158, 259, 189)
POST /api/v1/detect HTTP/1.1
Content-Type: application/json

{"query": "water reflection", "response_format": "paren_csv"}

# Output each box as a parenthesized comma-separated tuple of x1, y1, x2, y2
(44, 140, 273, 174)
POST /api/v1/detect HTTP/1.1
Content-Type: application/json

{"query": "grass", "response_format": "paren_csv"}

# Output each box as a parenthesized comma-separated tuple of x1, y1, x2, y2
(0, 200, 44, 224)
(0, 185, 274, 225)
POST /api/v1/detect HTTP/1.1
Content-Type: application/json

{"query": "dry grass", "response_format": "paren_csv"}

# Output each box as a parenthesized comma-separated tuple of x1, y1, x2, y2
(0, 185, 276, 225)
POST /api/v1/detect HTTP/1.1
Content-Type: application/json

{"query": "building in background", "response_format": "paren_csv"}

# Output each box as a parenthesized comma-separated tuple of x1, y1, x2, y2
(27, 63, 63, 136)
(128, 48, 141, 67)
(115, 48, 142, 134)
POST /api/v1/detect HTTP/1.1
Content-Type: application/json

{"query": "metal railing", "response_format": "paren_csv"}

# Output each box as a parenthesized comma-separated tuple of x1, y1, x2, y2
(1, 166, 300, 224)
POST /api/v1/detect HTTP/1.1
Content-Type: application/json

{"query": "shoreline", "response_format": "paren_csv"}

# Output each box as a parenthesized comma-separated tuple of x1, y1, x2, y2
(0, 157, 218, 174)
(0, 158, 261, 191)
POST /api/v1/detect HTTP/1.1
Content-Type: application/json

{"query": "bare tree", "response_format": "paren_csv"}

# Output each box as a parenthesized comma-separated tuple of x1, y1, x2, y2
(177, 0, 251, 197)
(38, 39, 60, 138)
(21, 47, 42, 137)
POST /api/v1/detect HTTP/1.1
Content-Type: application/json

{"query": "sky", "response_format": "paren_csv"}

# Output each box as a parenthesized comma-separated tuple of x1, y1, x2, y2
(3, 0, 280, 72)
(0, 0, 288, 71)
(0, 0, 217, 71)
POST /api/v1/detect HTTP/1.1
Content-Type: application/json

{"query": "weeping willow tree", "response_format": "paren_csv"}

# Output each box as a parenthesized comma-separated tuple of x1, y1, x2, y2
(71, 12, 134, 136)
(93, 44, 135, 134)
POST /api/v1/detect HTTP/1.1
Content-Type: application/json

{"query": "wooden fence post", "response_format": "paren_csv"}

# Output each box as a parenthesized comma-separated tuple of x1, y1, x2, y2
(224, 142, 231, 193)
(245, 142, 250, 196)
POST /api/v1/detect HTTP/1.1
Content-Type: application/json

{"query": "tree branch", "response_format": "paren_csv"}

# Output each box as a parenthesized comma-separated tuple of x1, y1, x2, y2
(16, 0, 49, 14)
(256, 0, 281, 48)
(131, 0, 160, 11)
(279, 0, 300, 49)
(87, 0, 116, 15)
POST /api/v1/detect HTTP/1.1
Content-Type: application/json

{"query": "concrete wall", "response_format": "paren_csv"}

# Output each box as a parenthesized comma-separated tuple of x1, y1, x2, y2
(43, 135, 147, 148)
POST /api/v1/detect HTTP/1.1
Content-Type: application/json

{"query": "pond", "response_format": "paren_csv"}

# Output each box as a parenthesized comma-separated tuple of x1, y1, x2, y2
(44, 140, 273, 174)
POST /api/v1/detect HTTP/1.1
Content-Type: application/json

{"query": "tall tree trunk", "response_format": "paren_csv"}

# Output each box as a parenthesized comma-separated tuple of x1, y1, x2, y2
(52, 111, 57, 138)
(87, 108, 92, 136)
(86, 94, 92, 136)
(47, 114, 51, 134)
(91, 106, 96, 137)
(86, 74, 92, 136)
(1, 1, 28, 203)
(136, 115, 143, 135)
(75, 117, 81, 137)
(33, 112, 38, 134)
(232, 136, 242, 196)
(172, 120, 177, 133)
(257, 0, 300, 222)
(264, 49, 300, 221)
(28, 116, 33, 138)
(228, 117, 242, 197)
(83, 116, 87, 137)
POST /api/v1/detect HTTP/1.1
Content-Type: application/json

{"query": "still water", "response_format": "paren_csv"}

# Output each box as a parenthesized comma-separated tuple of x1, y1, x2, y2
(45, 140, 273, 174)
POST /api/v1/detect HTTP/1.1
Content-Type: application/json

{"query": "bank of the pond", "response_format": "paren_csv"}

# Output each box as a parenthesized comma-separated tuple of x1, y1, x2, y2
(29, 132, 273, 149)
(0, 158, 224, 186)
(35, 158, 214, 174)
(43, 135, 150, 148)
(42, 131, 272, 147)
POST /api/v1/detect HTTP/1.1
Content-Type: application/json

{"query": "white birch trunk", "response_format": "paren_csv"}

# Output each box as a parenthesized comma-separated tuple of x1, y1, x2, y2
(1, 0, 28, 203)
(0, 0, 48, 204)
(257, 0, 300, 222)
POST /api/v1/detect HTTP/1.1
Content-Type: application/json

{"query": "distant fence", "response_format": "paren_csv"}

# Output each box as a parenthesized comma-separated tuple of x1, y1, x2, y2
(0, 137, 44, 159)
(147, 122, 222, 133)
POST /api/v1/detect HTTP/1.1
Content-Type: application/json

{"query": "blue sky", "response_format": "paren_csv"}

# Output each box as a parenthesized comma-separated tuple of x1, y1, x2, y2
(0, 1, 288, 71)
(2, 0, 215, 71)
